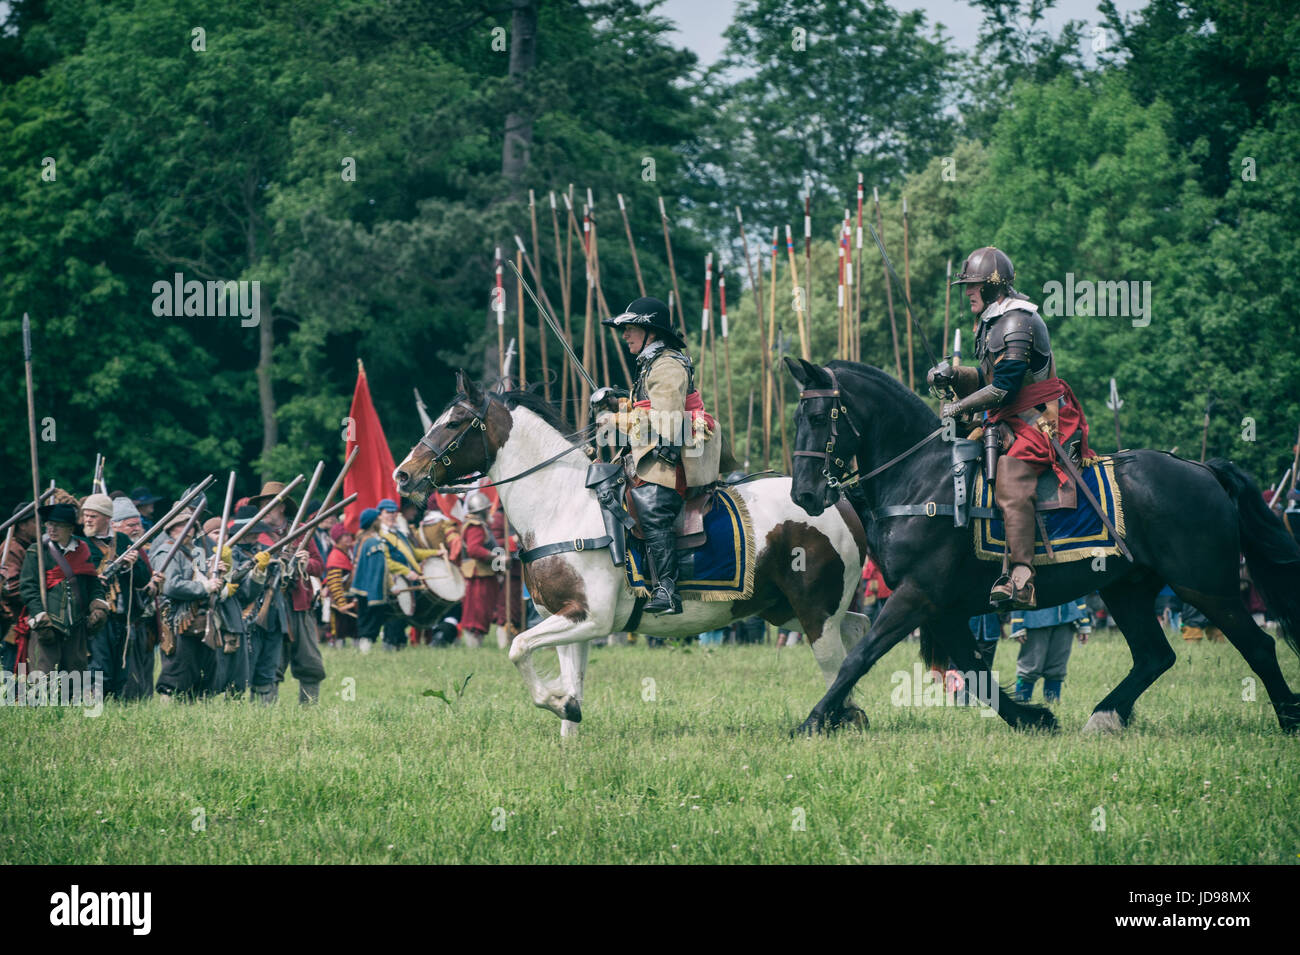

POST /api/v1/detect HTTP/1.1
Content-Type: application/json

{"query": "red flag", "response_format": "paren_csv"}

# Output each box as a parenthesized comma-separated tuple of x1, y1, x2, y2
(343, 360, 398, 533)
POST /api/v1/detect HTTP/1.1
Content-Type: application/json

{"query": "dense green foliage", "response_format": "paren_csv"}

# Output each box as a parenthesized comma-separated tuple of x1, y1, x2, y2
(2, 0, 1296, 503)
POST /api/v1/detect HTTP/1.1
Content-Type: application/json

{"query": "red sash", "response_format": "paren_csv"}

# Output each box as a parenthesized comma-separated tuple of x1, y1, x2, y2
(631, 390, 716, 432)
(989, 377, 1095, 485)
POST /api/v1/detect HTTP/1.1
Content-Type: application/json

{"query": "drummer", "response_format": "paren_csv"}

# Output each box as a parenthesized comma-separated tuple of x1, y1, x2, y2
(375, 498, 440, 650)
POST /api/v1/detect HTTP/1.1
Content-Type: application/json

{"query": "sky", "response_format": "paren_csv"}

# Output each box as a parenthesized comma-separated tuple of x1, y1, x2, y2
(655, 0, 1153, 66)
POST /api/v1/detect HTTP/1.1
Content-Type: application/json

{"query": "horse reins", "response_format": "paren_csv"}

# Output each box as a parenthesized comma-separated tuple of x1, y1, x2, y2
(795, 368, 943, 491)
(410, 393, 597, 495)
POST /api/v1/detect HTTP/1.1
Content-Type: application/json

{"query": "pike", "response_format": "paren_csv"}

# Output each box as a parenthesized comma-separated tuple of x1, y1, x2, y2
(580, 201, 595, 419)
(100, 476, 216, 577)
(744, 386, 755, 471)
(803, 180, 813, 334)
(657, 196, 689, 343)
(495, 245, 506, 380)
(515, 248, 526, 387)
(548, 191, 574, 411)
(528, 190, 549, 400)
(837, 210, 848, 360)
(902, 195, 914, 390)
(583, 196, 634, 389)
(767, 227, 779, 465)
(868, 222, 941, 381)
(1105, 377, 1124, 451)
(1269, 467, 1293, 507)
(735, 208, 770, 465)
(700, 253, 715, 405)
(785, 225, 810, 360)
(508, 253, 598, 391)
(414, 387, 434, 432)
(23, 314, 47, 613)
(501, 337, 518, 389)
(719, 263, 734, 441)
(873, 187, 903, 379)
(943, 257, 953, 362)
(855, 174, 864, 363)
(618, 194, 647, 296)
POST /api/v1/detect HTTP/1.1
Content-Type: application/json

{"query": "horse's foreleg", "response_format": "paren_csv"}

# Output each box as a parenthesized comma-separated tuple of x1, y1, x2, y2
(794, 581, 937, 736)
(509, 613, 607, 727)
(555, 642, 591, 738)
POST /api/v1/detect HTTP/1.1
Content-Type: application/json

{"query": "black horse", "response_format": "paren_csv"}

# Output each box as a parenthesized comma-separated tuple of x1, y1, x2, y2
(785, 357, 1300, 735)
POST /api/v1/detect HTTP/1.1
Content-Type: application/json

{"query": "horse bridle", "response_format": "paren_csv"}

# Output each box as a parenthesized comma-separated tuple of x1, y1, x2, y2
(405, 393, 600, 499)
(794, 368, 863, 489)
(796, 368, 945, 492)
(406, 392, 494, 500)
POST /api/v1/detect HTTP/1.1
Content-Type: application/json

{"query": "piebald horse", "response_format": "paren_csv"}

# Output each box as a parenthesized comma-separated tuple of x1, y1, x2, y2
(394, 373, 872, 736)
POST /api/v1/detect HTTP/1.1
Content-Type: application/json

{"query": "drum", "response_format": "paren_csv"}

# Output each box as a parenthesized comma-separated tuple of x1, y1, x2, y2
(390, 576, 442, 628)
(421, 555, 465, 603)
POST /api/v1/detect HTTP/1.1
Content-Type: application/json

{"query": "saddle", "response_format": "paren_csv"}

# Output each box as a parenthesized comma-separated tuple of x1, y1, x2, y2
(950, 437, 1077, 525)
(625, 487, 711, 549)
(582, 461, 713, 567)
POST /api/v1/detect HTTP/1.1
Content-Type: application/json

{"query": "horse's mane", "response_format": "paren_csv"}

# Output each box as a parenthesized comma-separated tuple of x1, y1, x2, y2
(826, 360, 939, 430)
(497, 387, 574, 435)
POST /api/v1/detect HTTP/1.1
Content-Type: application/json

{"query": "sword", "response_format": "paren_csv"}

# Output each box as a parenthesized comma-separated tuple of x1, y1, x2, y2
(508, 252, 598, 392)
(1048, 436, 1134, 563)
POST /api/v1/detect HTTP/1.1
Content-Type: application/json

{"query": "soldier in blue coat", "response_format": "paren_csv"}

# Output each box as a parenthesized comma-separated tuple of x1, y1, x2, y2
(1009, 597, 1092, 702)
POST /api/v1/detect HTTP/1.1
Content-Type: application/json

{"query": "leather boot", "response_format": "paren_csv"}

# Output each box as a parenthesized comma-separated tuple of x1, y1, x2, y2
(299, 681, 320, 705)
(991, 454, 1039, 609)
(252, 683, 277, 705)
(630, 482, 684, 616)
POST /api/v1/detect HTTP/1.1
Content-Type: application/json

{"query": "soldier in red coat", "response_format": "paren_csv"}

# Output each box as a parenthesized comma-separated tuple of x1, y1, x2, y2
(458, 492, 501, 648)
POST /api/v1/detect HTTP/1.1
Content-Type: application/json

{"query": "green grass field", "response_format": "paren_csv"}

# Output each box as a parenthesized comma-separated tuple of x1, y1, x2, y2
(2, 629, 1297, 864)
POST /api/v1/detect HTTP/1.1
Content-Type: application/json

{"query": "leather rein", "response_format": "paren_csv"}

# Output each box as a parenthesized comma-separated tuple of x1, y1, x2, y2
(407, 393, 597, 498)
(795, 368, 943, 491)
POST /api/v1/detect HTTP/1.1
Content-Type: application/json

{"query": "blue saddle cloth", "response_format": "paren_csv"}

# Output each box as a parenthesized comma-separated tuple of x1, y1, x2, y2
(626, 487, 755, 600)
(973, 457, 1126, 565)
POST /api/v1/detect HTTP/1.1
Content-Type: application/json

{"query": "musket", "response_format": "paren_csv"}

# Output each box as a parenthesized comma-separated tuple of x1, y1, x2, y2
(286, 461, 325, 544)
(93, 453, 107, 496)
(23, 313, 46, 613)
(1, 527, 12, 582)
(222, 474, 305, 553)
(99, 475, 217, 578)
(0, 487, 56, 537)
(277, 448, 359, 583)
(154, 491, 209, 577)
(868, 223, 941, 384)
(508, 253, 598, 392)
(260, 494, 358, 559)
(203, 470, 238, 640)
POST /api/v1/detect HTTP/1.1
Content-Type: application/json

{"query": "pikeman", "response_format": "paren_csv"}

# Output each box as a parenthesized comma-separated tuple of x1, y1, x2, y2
(2, 503, 39, 675)
(929, 247, 1096, 610)
(19, 502, 110, 688)
(598, 296, 722, 615)
(82, 493, 161, 702)
(154, 506, 225, 701)
(108, 497, 163, 700)
(247, 480, 326, 704)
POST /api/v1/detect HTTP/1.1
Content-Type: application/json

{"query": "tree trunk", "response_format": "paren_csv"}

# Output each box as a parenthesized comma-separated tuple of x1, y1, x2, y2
(501, 0, 538, 198)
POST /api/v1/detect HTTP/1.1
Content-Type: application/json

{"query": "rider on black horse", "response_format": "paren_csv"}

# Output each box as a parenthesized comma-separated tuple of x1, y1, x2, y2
(595, 297, 721, 616)
(927, 247, 1096, 611)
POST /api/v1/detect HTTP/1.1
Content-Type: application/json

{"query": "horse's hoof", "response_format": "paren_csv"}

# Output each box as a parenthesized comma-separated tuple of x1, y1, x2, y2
(829, 705, 868, 731)
(1011, 703, 1058, 733)
(1081, 710, 1124, 735)
(790, 714, 825, 738)
(1274, 698, 1300, 733)
(561, 695, 582, 723)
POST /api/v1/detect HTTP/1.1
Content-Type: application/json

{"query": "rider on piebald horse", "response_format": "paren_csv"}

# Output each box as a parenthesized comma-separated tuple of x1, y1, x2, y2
(597, 296, 721, 616)
(927, 247, 1096, 611)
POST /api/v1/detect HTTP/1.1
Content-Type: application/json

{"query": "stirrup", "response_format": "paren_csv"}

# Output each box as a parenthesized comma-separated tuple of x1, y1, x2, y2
(988, 574, 1016, 608)
(645, 585, 682, 616)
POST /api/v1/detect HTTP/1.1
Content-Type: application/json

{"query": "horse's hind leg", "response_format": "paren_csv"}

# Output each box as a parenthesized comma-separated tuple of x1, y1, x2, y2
(1174, 586, 1300, 732)
(1084, 577, 1175, 733)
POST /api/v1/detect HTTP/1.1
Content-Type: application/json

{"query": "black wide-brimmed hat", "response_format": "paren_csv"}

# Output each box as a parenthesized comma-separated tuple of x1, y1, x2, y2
(602, 296, 685, 349)
(38, 503, 79, 525)
(129, 485, 163, 504)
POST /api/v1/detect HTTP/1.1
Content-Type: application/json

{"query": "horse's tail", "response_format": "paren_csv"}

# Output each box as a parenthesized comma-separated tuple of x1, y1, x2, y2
(1205, 458, 1300, 659)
